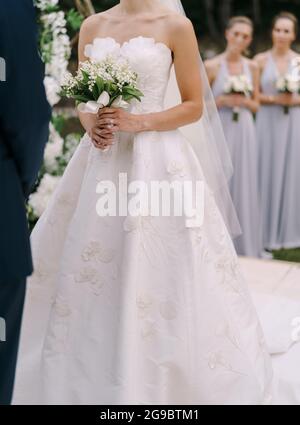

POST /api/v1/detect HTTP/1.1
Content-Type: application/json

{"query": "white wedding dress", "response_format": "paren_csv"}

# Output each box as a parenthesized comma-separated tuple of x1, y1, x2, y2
(12, 36, 273, 405)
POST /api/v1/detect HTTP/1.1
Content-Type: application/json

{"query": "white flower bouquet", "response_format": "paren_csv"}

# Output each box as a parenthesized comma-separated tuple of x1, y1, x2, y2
(223, 75, 253, 121)
(276, 73, 300, 114)
(60, 55, 143, 114)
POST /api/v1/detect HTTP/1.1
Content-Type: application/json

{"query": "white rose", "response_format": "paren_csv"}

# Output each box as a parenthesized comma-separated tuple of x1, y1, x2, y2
(224, 81, 232, 93)
(111, 96, 129, 109)
(28, 172, 60, 217)
(287, 76, 299, 93)
(276, 76, 286, 91)
(44, 136, 63, 173)
(233, 79, 244, 93)
(77, 91, 111, 114)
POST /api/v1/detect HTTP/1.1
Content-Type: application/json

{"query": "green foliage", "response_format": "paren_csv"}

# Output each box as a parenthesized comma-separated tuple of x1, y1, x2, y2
(52, 114, 66, 134)
(66, 8, 84, 32)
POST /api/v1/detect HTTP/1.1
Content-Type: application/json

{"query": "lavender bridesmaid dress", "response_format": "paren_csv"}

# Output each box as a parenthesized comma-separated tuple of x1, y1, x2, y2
(212, 57, 263, 257)
(256, 52, 300, 249)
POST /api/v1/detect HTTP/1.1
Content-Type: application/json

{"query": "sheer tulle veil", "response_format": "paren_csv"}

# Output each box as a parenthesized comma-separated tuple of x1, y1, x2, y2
(159, 0, 242, 238)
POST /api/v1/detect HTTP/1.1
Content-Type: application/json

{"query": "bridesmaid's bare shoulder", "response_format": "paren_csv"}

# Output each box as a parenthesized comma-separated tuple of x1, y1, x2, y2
(253, 51, 270, 71)
(204, 54, 223, 83)
(204, 54, 223, 69)
(245, 57, 259, 73)
(290, 50, 300, 60)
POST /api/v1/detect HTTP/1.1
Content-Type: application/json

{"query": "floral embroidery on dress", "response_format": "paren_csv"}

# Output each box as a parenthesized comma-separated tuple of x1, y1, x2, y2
(123, 214, 151, 233)
(104, 368, 124, 386)
(74, 266, 106, 295)
(136, 292, 153, 319)
(44, 295, 71, 354)
(30, 258, 52, 286)
(215, 254, 242, 289)
(191, 226, 205, 246)
(255, 322, 269, 353)
(45, 190, 76, 226)
(56, 193, 76, 210)
(53, 297, 72, 318)
(123, 213, 169, 269)
(84, 37, 121, 62)
(167, 159, 186, 178)
(207, 351, 248, 376)
(140, 318, 157, 339)
(159, 300, 178, 320)
(136, 292, 157, 338)
(81, 241, 115, 263)
(215, 322, 242, 352)
(197, 244, 213, 266)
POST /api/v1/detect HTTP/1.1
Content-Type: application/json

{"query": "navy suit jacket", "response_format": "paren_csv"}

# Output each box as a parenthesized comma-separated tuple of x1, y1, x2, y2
(0, 0, 51, 282)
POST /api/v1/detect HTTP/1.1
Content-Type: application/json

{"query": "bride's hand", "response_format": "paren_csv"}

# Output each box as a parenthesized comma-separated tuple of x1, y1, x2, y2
(88, 123, 116, 150)
(98, 107, 141, 133)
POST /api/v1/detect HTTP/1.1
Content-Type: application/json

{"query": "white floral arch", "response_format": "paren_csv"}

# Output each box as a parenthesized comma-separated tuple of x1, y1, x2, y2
(35, 0, 71, 106)
(27, 0, 86, 225)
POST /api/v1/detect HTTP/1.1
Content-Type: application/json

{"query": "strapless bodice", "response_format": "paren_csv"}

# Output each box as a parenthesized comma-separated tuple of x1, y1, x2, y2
(84, 36, 173, 113)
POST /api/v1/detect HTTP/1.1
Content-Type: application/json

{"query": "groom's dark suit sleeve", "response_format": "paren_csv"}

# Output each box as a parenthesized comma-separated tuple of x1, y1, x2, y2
(0, 0, 51, 405)
(0, 0, 51, 199)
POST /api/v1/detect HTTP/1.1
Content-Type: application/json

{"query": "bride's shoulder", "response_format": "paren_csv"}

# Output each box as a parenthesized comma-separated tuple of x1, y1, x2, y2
(165, 11, 194, 34)
(164, 12, 197, 52)
(79, 9, 117, 35)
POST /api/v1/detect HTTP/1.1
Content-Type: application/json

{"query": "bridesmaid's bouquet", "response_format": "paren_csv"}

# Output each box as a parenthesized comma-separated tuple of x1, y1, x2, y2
(60, 55, 144, 114)
(224, 75, 253, 121)
(276, 73, 300, 114)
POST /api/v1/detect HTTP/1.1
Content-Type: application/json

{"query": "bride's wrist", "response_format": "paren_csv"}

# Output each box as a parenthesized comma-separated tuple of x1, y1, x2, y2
(135, 113, 152, 132)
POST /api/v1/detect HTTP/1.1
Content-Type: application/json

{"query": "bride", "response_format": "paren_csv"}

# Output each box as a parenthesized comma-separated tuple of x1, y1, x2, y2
(12, 0, 273, 404)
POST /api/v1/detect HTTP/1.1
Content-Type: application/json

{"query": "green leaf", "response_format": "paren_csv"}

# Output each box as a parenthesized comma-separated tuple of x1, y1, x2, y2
(96, 77, 104, 93)
(73, 94, 90, 102)
(108, 94, 121, 106)
(92, 84, 99, 100)
(110, 83, 118, 92)
(123, 87, 143, 96)
(66, 8, 84, 32)
(122, 93, 132, 101)
(81, 70, 89, 83)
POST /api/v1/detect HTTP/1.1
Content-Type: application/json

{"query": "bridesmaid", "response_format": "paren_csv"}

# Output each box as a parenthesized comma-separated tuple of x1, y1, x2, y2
(205, 17, 263, 257)
(255, 12, 300, 250)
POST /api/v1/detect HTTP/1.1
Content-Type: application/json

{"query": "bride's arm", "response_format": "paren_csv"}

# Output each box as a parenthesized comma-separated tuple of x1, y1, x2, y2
(99, 16, 203, 133)
(139, 16, 203, 131)
(77, 17, 115, 148)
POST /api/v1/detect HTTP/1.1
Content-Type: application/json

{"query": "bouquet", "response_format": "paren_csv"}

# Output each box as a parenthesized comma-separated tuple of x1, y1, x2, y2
(60, 55, 143, 146)
(276, 73, 300, 114)
(223, 75, 253, 121)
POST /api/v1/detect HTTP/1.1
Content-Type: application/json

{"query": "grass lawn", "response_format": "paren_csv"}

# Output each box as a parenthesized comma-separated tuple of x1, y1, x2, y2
(272, 248, 300, 263)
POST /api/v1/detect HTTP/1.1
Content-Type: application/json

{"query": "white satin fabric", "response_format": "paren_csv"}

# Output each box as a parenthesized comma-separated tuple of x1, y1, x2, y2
(13, 36, 273, 404)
